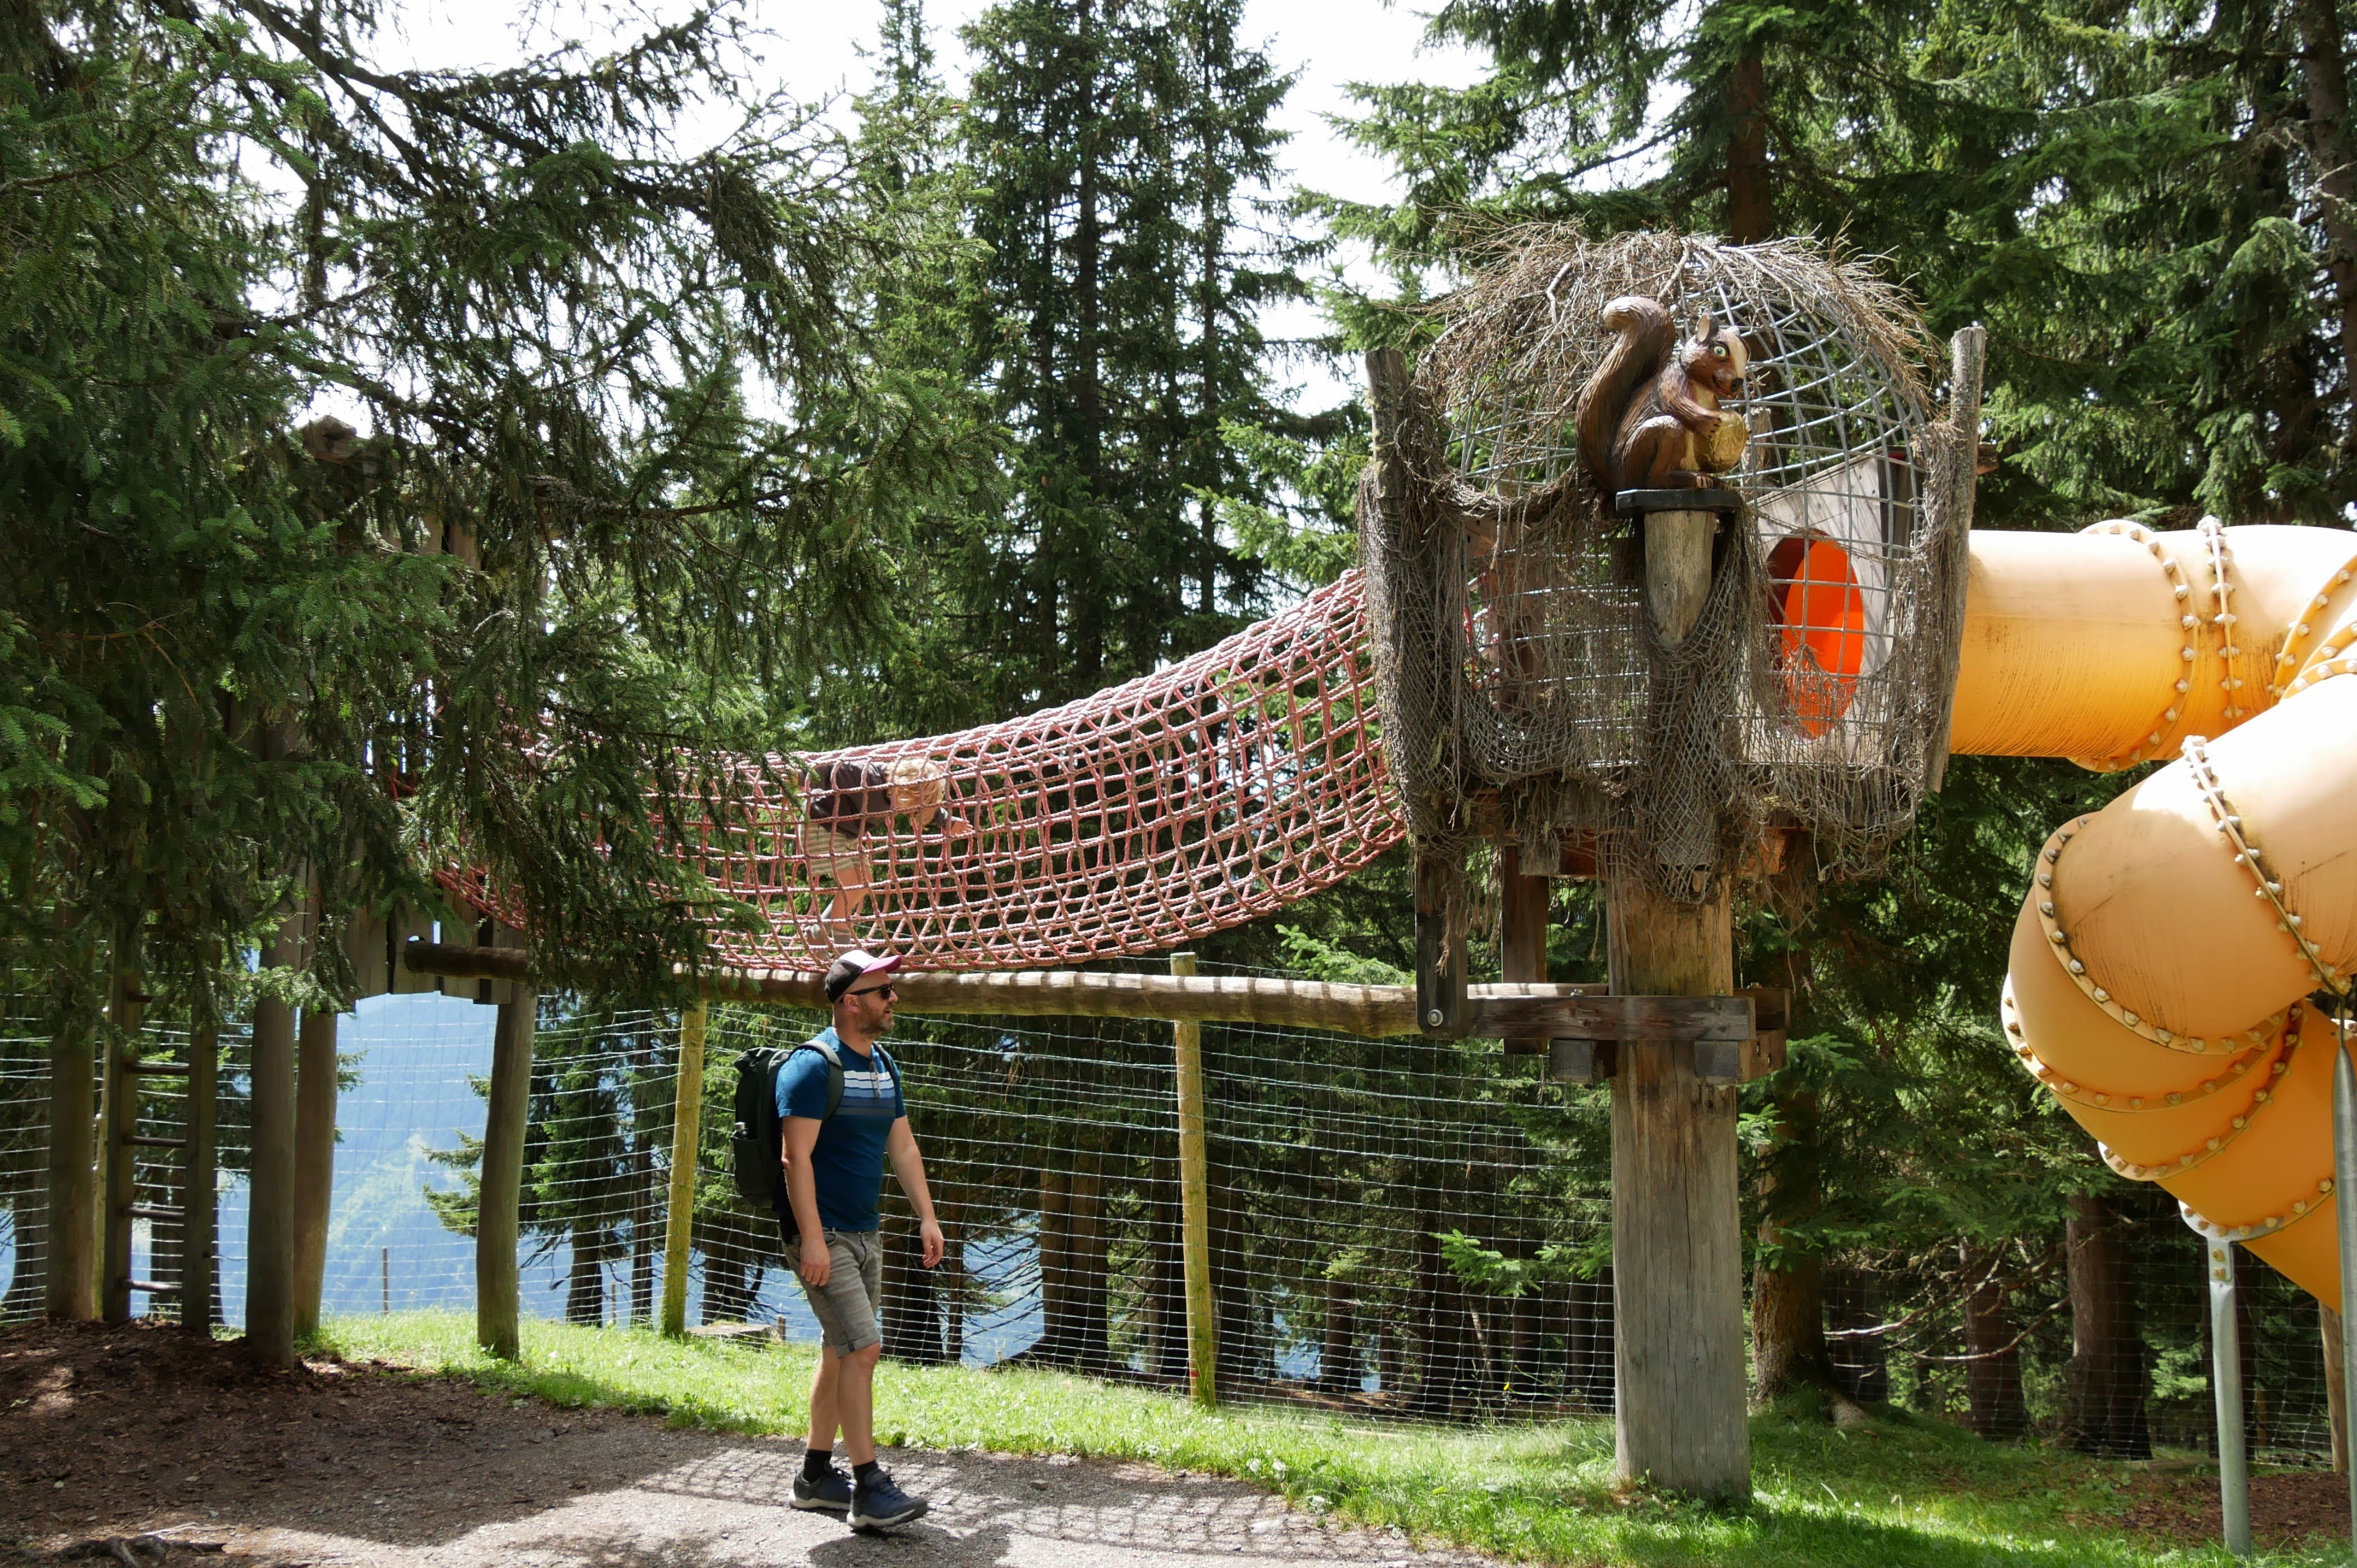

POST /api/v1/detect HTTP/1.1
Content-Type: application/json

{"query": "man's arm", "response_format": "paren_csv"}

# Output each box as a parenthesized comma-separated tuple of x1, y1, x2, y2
(886, 1117, 946, 1269)
(782, 1116, 832, 1287)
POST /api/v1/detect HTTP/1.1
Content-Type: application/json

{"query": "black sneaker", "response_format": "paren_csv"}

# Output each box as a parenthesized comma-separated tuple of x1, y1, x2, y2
(850, 1468, 929, 1530)
(792, 1468, 854, 1513)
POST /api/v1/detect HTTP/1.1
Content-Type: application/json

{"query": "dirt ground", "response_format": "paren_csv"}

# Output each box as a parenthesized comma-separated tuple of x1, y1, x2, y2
(0, 1321, 1487, 1567)
(2116, 1462, 2354, 1549)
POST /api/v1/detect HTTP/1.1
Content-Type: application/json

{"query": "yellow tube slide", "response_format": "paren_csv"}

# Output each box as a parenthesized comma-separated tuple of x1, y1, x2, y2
(1960, 521, 2357, 1304)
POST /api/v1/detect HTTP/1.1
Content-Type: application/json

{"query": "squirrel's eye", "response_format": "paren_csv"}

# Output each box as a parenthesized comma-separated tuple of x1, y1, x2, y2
(1713, 345, 1727, 357)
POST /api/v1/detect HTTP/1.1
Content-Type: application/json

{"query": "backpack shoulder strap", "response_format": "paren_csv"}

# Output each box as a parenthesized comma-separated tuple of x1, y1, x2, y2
(795, 1035, 847, 1122)
(873, 1043, 903, 1108)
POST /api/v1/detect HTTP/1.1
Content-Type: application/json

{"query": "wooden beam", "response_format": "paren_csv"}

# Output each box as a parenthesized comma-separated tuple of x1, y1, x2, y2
(405, 943, 1724, 1042)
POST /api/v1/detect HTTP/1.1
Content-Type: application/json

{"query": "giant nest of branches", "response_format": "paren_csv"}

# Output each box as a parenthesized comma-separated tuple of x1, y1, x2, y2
(1358, 226, 1980, 910)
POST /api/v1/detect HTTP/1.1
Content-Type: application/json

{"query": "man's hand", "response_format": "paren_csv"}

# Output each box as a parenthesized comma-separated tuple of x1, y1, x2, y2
(919, 1218, 945, 1270)
(799, 1234, 833, 1289)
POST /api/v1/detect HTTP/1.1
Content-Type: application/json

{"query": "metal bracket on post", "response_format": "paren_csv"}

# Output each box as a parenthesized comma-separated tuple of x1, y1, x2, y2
(1414, 848, 1466, 1038)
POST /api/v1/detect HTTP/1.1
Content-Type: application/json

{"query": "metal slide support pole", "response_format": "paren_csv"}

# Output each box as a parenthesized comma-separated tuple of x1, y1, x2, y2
(2334, 1036, 2357, 1559)
(661, 1001, 708, 1337)
(1171, 952, 1218, 1408)
(2206, 1233, 2251, 1557)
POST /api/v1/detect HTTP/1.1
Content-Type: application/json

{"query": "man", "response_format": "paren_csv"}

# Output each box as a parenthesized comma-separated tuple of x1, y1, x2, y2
(779, 947, 945, 1531)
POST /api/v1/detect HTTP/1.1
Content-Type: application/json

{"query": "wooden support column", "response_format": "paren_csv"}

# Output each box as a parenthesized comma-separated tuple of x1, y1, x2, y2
(1606, 494, 1748, 1499)
(1171, 952, 1217, 1408)
(184, 1010, 219, 1334)
(661, 1001, 707, 1338)
(1607, 876, 1748, 1497)
(246, 918, 301, 1366)
(100, 925, 143, 1323)
(292, 1004, 339, 1338)
(478, 986, 537, 1359)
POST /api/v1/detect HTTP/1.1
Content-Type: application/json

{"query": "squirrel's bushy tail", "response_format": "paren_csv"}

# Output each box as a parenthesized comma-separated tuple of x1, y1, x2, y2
(1576, 296, 1673, 494)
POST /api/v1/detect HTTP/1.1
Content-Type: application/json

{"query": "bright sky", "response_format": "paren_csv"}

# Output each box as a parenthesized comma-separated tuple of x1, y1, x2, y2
(371, 0, 1493, 411)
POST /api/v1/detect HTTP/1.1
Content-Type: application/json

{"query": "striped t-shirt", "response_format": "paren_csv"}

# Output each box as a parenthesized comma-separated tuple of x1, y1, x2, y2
(775, 1027, 905, 1233)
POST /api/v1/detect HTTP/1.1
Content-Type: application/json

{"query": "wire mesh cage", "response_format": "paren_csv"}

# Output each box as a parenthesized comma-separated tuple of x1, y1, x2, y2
(1361, 228, 1980, 898)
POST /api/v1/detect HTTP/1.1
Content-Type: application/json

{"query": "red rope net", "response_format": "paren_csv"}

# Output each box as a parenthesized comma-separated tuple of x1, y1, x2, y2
(674, 571, 1401, 970)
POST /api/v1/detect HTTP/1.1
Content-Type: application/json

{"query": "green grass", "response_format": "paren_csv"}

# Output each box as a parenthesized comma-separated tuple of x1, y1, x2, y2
(320, 1310, 2336, 1567)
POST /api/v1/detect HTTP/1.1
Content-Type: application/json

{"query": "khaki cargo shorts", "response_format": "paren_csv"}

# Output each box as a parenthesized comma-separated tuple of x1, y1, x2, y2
(785, 1223, 883, 1355)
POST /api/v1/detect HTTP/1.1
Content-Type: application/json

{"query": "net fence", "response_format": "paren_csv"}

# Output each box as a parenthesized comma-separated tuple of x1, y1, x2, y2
(0, 990, 2341, 1458)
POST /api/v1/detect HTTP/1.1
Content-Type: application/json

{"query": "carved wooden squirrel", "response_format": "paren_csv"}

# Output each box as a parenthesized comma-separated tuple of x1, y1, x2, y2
(1575, 296, 1750, 495)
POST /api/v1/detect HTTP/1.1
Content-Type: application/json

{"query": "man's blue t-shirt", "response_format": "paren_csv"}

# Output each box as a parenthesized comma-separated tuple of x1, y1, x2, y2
(776, 1027, 905, 1233)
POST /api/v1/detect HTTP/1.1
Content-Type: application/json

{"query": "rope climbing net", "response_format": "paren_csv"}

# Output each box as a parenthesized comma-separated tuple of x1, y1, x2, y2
(671, 573, 1401, 971)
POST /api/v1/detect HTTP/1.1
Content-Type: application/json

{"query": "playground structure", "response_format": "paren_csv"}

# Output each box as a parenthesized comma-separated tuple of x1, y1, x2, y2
(79, 231, 2357, 1518)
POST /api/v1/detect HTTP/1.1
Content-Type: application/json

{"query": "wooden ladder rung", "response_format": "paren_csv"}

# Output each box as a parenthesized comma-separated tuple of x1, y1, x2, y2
(123, 1280, 182, 1295)
(125, 1061, 192, 1076)
(124, 1203, 180, 1221)
(126, 1135, 186, 1149)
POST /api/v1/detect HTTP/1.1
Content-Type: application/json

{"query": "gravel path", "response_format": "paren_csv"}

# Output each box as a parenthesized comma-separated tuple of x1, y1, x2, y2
(1, 1321, 1489, 1568)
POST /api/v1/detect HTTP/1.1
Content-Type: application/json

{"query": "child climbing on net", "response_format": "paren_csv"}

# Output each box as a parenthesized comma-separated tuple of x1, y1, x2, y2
(801, 757, 972, 939)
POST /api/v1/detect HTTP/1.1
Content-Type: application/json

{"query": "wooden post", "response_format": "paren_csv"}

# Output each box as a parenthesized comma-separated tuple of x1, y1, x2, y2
(1643, 512, 1716, 645)
(1171, 952, 1217, 1408)
(246, 920, 301, 1366)
(1500, 846, 1551, 1055)
(661, 1001, 707, 1338)
(1606, 873, 1749, 1497)
(100, 926, 142, 1323)
(478, 986, 536, 1359)
(292, 1005, 339, 1337)
(184, 1011, 218, 1334)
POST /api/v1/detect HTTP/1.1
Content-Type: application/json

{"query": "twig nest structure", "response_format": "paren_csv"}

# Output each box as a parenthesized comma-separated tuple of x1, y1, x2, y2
(1359, 227, 1979, 901)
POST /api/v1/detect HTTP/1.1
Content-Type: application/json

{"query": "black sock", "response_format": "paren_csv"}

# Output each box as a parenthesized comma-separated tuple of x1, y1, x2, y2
(803, 1448, 835, 1483)
(853, 1460, 881, 1488)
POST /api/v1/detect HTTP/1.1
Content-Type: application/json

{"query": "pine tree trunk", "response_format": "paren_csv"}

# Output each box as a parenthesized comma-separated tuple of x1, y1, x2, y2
(1962, 1244, 2028, 1438)
(43, 971, 97, 1321)
(1066, 1149, 1110, 1373)
(1319, 1273, 1355, 1395)
(2323, 1303, 2347, 1472)
(1151, 1173, 1187, 1381)
(566, 1223, 606, 1325)
(1724, 42, 1772, 244)
(1751, 1090, 1848, 1411)
(1826, 1268, 1889, 1403)
(1412, 1221, 1468, 1417)
(2062, 1194, 2151, 1457)
(2294, 0, 2357, 405)
(1751, 1243, 1833, 1403)
(701, 1215, 754, 1325)
(1570, 1269, 1614, 1412)
(1036, 1163, 1070, 1363)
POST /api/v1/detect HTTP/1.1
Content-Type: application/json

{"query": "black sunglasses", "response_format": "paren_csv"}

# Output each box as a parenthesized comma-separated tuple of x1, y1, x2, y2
(846, 982, 896, 1001)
